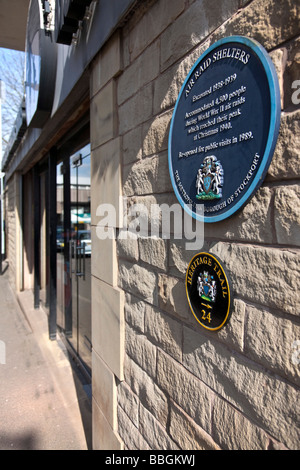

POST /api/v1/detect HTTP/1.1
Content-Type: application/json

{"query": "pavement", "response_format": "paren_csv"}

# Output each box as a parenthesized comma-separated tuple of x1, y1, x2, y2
(0, 262, 92, 450)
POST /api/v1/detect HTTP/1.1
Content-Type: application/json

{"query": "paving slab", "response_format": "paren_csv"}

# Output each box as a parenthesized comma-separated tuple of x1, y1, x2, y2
(0, 263, 92, 450)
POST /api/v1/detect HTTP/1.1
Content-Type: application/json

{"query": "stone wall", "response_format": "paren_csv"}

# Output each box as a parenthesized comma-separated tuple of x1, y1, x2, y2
(90, 0, 299, 450)
(5, 174, 22, 292)
(5, 178, 15, 287)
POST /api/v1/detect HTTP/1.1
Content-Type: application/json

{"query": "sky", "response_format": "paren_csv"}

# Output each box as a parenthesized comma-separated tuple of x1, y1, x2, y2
(0, 47, 25, 160)
(0, 49, 91, 186)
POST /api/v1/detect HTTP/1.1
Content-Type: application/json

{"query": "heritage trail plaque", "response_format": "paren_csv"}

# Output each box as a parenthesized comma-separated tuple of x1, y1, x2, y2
(186, 252, 232, 331)
(168, 36, 281, 223)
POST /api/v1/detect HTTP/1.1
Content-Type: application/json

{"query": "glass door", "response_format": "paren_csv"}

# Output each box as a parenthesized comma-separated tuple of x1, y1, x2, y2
(69, 145, 91, 373)
(56, 143, 91, 375)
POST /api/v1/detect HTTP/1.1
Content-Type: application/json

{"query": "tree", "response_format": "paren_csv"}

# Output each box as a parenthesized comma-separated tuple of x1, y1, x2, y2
(0, 48, 25, 158)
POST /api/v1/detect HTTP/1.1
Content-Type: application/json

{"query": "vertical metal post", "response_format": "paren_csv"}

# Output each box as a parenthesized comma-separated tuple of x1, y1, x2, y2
(33, 165, 40, 308)
(48, 150, 57, 340)
(63, 156, 72, 336)
(45, 167, 50, 309)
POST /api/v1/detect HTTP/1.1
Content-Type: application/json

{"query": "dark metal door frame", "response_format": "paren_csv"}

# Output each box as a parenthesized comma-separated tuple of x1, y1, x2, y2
(32, 150, 57, 340)
(33, 165, 41, 309)
(48, 149, 57, 340)
(33, 116, 89, 342)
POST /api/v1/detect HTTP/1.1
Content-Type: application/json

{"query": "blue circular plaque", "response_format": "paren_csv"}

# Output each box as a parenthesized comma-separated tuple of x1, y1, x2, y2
(168, 36, 281, 223)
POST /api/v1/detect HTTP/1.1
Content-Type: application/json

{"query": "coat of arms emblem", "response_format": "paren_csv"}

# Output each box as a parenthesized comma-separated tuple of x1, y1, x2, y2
(186, 252, 232, 331)
(197, 271, 217, 303)
(196, 155, 223, 200)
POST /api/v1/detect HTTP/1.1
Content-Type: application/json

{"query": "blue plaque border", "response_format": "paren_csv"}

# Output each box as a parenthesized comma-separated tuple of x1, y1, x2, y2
(168, 36, 281, 223)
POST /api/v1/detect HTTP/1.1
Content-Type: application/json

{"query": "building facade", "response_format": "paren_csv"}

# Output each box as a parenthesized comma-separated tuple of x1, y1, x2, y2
(2, 0, 299, 450)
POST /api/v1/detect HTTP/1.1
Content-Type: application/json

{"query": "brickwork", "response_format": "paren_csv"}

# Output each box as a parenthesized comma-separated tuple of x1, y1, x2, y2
(5, 174, 21, 291)
(5, 178, 16, 289)
(117, 0, 299, 450)
(90, 0, 300, 450)
(4, 0, 299, 453)
(90, 29, 125, 450)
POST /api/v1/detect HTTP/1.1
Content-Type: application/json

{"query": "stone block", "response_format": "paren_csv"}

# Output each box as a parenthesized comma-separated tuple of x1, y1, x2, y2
(245, 305, 300, 385)
(124, 193, 180, 238)
(268, 111, 300, 181)
(124, 195, 160, 238)
(138, 236, 167, 271)
(123, 356, 169, 427)
(203, 186, 274, 244)
(183, 326, 300, 449)
(91, 30, 122, 97)
(122, 126, 143, 165)
(124, 293, 146, 334)
(210, 242, 300, 316)
(168, 239, 210, 279)
(118, 84, 153, 135)
(91, 137, 122, 228)
(91, 227, 118, 286)
(139, 403, 179, 450)
(117, 380, 139, 428)
(93, 398, 123, 450)
(153, 62, 184, 115)
(169, 401, 220, 450)
(117, 230, 139, 262)
(158, 274, 191, 323)
(223, 0, 300, 51)
(92, 276, 125, 380)
(123, 153, 172, 197)
(144, 305, 182, 362)
(91, 80, 116, 148)
(160, 0, 239, 71)
(117, 405, 150, 450)
(157, 350, 211, 433)
(269, 48, 284, 109)
(92, 351, 117, 429)
(213, 397, 268, 450)
(274, 184, 300, 246)
(128, 0, 185, 61)
(125, 325, 157, 379)
(118, 40, 160, 105)
(142, 110, 172, 157)
(153, 52, 202, 114)
(203, 298, 246, 353)
(119, 260, 157, 304)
